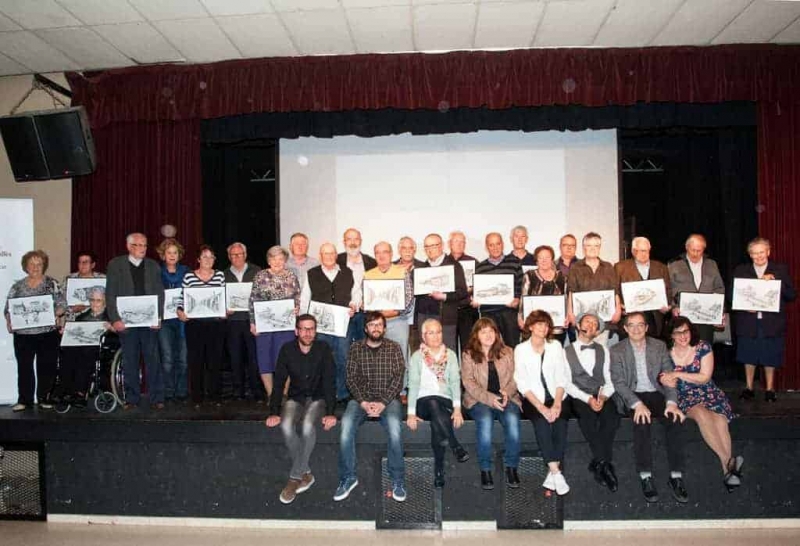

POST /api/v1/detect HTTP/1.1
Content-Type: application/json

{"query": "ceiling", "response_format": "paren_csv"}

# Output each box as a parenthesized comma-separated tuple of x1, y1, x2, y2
(0, 0, 798, 76)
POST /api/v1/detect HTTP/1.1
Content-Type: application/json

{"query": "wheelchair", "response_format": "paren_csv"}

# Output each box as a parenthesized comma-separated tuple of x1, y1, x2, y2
(54, 332, 125, 414)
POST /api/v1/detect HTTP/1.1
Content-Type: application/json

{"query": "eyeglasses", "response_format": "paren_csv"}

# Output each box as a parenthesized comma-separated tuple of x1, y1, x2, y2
(626, 323, 647, 330)
(229, 253, 244, 257)
(297, 326, 316, 332)
(366, 321, 385, 329)
(130, 243, 147, 248)
(672, 329, 691, 337)
(424, 243, 441, 249)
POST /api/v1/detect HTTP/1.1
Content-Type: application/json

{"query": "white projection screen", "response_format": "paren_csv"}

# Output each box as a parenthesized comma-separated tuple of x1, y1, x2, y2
(279, 130, 619, 263)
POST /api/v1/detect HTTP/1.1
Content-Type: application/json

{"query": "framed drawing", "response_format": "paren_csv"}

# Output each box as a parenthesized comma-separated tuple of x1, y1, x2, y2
(163, 288, 182, 321)
(621, 279, 668, 313)
(732, 278, 781, 313)
(473, 274, 514, 305)
(226, 282, 252, 312)
(679, 293, 724, 325)
(363, 279, 405, 311)
(61, 322, 107, 347)
(65, 278, 107, 306)
(522, 295, 566, 327)
(184, 286, 226, 319)
(460, 260, 476, 288)
(117, 295, 159, 328)
(307, 301, 351, 338)
(8, 295, 56, 331)
(522, 265, 538, 274)
(253, 299, 296, 333)
(414, 265, 455, 295)
(571, 290, 616, 322)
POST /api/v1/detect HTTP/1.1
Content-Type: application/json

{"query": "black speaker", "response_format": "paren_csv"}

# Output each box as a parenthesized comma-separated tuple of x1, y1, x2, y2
(0, 106, 96, 182)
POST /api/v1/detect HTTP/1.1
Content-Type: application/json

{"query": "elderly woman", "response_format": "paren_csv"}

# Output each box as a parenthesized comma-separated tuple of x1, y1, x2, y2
(518, 245, 568, 343)
(461, 317, 522, 490)
(406, 318, 469, 488)
(249, 245, 301, 402)
(157, 238, 189, 402)
(515, 310, 571, 495)
(732, 237, 796, 402)
(4, 250, 63, 411)
(661, 317, 742, 491)
(177, 245, 226, 407)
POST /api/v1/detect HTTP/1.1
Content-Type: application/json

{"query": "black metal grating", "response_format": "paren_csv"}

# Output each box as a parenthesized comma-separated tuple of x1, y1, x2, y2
(0, 444, 45, 520)
(497, 452, 563, 529)
(377, 454, 441, 530)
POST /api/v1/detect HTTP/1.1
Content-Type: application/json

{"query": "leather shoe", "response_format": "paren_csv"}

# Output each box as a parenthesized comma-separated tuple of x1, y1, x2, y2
(434, 469, 445, 489)
(589, 459, 603, 485)
(739, 388, 755, 401)
(765, 390, 777, 402)
(505, 467, 520, 489)
(599, 461, 618, 492)
(668, 477, 689, 503)
(480, 470, 494, 490)
(641, 476, 659, 503)
(453, 445, 470, 463)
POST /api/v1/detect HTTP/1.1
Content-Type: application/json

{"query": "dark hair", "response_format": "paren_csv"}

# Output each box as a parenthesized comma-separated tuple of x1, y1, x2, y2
(364, 310, 386, 328)
(295, 313, 317, 328)
(623, 311, 647, 326)
(21, 250, 49, 274)
(75, 251, 97, 265)
(533, 245, 555, 261)
(666, 316, 700, 348)
(196, 244, 215, 260)
(523, 309, 555, 341)
(466, 317, 507, 363)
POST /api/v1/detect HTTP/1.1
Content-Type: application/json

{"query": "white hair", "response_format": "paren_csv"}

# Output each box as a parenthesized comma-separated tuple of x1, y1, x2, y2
(227, 242, 247, 254)
(631, 237, 651, 250)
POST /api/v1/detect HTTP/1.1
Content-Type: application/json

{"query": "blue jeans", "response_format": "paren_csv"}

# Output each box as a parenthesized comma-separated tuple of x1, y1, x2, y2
(347, 312, 366, 344)
(317, 333, 351, 400)
(119, 327, 163, 405)
(338, 399, 405, 484)
(468, 402, 521, 471)
(159, 320, 187, 399)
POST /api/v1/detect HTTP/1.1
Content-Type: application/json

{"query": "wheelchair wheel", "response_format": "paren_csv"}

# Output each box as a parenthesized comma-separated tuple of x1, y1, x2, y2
(94, 391, 118, 414)
(55, 401, 71, 414)
(110, 348, 125, 404)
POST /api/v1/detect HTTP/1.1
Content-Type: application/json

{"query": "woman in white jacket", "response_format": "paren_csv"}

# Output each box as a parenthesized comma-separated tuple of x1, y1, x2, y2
(514, 309, 571, 495)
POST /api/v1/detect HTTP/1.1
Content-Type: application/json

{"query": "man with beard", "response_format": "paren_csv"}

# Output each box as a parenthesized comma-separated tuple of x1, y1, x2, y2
(287, 232, 319, 292)
(338, 228, 377, 345)
(334, 311, 406, 502)
(266, 314, 337, 505)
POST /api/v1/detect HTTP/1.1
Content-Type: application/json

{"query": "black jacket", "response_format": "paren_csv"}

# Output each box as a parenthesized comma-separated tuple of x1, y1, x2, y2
(731, 261, 795, 338)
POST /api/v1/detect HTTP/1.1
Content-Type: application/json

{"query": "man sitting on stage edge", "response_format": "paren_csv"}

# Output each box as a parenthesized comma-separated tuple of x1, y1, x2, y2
(266, 314, 337, 505)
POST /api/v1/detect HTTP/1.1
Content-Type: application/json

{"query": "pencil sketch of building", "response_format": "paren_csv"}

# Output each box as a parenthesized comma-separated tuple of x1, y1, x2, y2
(71, 285, 105, 304)
(185, 290, 223, 315)
(11, 300, 52, 326)
(683, 299, 723, 324)
(256, 307, 295, 330)
(631, 287, 657, 307)
(365, 285, 404, 308)
(119, 304, 157, 326)
(736, 285, 780, 310)
(164, 294, 182, 314)
(309, 302, 336, 333)
(573, 293, 614, 319)
(64, 324, 106, 345)
(474, 284, 512, 299)
(228, 294, 249, 310)
(418, 273, 451, 291)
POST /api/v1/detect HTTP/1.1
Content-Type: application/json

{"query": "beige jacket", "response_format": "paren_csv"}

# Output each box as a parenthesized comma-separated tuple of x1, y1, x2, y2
(461, 347, 522, 410)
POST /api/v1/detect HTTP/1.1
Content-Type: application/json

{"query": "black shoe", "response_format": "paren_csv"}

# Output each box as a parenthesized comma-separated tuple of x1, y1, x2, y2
(739, 388, 755, 401)
(589, 459, 603, 485)
(434, 468, 445, 489)
(600, 461, 618, 492)
(765, 390, 777, 402)
(505, 467, 520, 489)
(641, 476, 659, 503)
(481, 471, 494, 490)
(667, 477, 689, 503)
(453, 445, 470, 463)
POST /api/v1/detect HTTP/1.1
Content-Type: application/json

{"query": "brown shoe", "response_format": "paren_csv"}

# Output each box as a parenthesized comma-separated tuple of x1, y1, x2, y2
(280, 479, 301, 505)
(296, 473, 315, 494)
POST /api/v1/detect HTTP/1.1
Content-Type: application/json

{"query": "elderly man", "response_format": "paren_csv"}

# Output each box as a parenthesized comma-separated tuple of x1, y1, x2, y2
(473, 232, 523, 347)
(449, 230, 478, 354)
(106, 233, 165, 410)
(287, 232, 319, 292)
(301, 243, 360, 402)
(610, 312, 687, 504)
(668, 234, 725, 343)
(615, 237, 671, 338)
(224, 242, 263, 401)
(337, 228, 377, 346)
(395, 236, 426, 271)
(415, 233, 468, 352)
(507, 225, 536, 266)
(556, 234, 578, 278)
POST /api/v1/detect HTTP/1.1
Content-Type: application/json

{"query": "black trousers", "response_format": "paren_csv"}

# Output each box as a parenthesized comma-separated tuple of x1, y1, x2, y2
(632, 391, 685, 473)
(226, 320, 262, 399)
(416, 396, 460, 471)
(185, 319, 225, 403)
(58, 346, 96, 396)
(569, 397, 620, 463)
(522, 398, 568, 464)
(14, 331, 60, 405)
(482, 308, 519, 347)
(456, 306, 477, 356)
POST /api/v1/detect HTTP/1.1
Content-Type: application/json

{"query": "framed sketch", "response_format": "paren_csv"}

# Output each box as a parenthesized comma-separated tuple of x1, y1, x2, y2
(522, 265, 538, 274)
(522, 295, 566, 327)
(473, 274, 514, 305)
(571, 290, 616, 322)
(363, 279, 405, 311)
(8, 295, 56, 331)
(226, 282, 252, 312)
(117, 295, 159, 328)
(679, 293, 724, 325)
(621, 279, 668, 313)
(732, 278, 781, 313)
(414, 265, 455, 295)
(307, 300, 351, 338)
(65, 278, 107, 306)
(184, 286, 226, 319)
(61, 322, 106, 347)
(163, 288, 182, 321)
(254, 299, 296, 333)
(460, 260, 476, 288)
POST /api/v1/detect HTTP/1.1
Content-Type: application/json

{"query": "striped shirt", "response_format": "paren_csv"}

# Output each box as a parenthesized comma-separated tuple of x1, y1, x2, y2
(181, 270, 226, 288)
(474, 255, 523, 313)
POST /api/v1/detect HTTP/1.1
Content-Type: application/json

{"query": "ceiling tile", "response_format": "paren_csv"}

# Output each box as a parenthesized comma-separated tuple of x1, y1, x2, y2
(0, 31, 79, 72)
(0, 11, 21, 30)
(36, 27, 133, 70)
(343, 0, 408, 7)
(474, 2, 544, 49)
(0, 0, 82, 29)
(127, 0, 209, 21)
(0, 51, 27, 75)
(93, 21, 185, 64)
(414, 3, 477, 51)
(347, 6, 413, 53)
(652, 0, 751, 46)
(594, 0, 683, 47)
(56, 0, 144, 25)
(200, 0, 272, 17)
(154, 18, 241, 61)
(534, 0, 615, 47)
(270, 0, 341, 12)
(217, 13, 297, 56)
(280, 9, 355, 54)
(773, 16, 800, 43)
(712, 0, 800, 44)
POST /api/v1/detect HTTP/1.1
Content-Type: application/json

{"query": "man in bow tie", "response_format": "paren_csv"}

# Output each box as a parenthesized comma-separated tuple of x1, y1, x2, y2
(563, 312, 620, 491)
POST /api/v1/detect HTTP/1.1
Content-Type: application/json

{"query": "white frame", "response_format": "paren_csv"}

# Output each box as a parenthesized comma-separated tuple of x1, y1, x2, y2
(117, 295, 159, 328)
(679, 293, 725, 325)
(621, 279, 668, 313)
(460, 260, 476, 288)
(414, 265, 455, 295)
(8, 295, 56, 331)
(184, 286, 226, 319)
(363, 279, 405, 311)
(61, 321, 106, 347)
(307, 300, 351, 338)
(571, 290, 616, 322)
(65, 278, 107, 306)
(473, 274, 515, 305)
(732, 278, 781, 313)
(163, 288, 182, 321)
(522, 265, 538, 274)
(522, 295, 566, 327)
(254, 299, 296, 333)
(226, 282, 252, 312)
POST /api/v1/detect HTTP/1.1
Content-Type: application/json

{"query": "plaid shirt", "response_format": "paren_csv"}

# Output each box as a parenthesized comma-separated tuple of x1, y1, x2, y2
(346, 339, 405, 405)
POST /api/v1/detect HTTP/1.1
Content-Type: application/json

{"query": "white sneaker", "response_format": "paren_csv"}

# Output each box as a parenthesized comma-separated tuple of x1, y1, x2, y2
(553, 472, 570, 496)
(543, 473, 556, 491)
(11, 403, 26, 412)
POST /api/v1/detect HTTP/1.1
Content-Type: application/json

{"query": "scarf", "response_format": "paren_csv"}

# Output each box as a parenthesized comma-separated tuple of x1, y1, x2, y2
(420, 343, 448, 384)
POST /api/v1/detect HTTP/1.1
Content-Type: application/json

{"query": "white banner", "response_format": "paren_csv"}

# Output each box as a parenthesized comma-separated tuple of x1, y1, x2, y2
(0, 198, 35, 404)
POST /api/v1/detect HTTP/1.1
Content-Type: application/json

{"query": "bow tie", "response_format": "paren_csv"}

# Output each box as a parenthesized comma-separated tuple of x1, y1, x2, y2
(580, 343, 598, 351)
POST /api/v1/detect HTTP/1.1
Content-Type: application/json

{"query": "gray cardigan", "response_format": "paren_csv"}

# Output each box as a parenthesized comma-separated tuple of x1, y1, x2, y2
(609, 337, 676, 414)
(105, 255, 165, 323)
